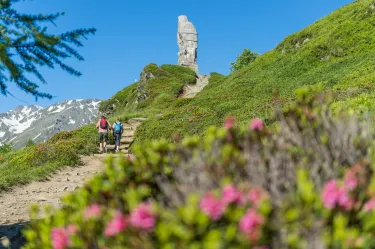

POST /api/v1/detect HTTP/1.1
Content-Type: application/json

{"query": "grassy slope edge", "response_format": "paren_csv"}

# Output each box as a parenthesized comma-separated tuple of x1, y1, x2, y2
(0, 125, 98, 191)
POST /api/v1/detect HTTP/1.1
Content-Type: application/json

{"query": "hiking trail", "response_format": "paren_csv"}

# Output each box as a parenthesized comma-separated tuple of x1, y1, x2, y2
(95, 118, 143, 156)
(0, 118, 142, 248)
(179, 75, 210, 98)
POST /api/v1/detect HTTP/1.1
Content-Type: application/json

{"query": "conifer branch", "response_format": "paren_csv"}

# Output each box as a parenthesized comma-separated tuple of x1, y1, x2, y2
(0, 0, 96, 98)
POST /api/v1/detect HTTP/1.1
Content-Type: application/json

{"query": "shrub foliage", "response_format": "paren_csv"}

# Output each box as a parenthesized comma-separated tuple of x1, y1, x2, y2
(0, 0, 95, 98)
(22, 92, 375, 249)
(230, 48, 259, 72)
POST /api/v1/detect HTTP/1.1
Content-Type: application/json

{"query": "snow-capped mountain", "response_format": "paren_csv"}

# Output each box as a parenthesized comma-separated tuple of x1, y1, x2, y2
(0, 99, 101, 148)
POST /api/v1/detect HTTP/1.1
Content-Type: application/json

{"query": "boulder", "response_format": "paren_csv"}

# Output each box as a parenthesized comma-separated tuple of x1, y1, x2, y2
(137, 65, 156, 103)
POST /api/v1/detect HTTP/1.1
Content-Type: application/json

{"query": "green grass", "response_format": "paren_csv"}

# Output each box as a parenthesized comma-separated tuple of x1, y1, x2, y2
(101, 0, 375, 145)
(0, 125, 98, 191)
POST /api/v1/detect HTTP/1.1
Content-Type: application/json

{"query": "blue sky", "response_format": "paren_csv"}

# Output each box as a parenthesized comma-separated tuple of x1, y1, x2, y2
(0, 0, 353, 112)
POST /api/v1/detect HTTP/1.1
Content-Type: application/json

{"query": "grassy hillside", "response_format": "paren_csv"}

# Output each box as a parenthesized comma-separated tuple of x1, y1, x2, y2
(0, 125, 97, 191)
(99, 63, 197, 121)
(98, 0, 375, 145)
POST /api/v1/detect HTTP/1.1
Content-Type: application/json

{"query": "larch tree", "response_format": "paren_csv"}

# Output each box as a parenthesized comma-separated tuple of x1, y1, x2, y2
(0, 0, 96, 99)
(230, 48, 259, 72)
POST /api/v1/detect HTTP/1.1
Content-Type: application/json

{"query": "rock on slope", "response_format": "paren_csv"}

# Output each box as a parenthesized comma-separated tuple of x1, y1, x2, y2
(177, 15, 199, 73)
(0, 99, 101, 148)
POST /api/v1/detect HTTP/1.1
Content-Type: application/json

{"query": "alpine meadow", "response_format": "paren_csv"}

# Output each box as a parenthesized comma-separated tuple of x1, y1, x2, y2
(3, 0, 375, 249)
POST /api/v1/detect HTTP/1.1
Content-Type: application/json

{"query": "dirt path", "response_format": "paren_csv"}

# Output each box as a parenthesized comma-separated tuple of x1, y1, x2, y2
(0, 156, 108, 249)
(0, 118, 143, 225)
(0, 156, 105, 226)
(0, 118, 144, 248)
(180, 74, 210, 98)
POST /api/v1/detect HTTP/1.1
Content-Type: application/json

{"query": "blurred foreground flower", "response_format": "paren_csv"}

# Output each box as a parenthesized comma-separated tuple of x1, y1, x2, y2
(199, 193, 226, 220)
(222, 184, 245, 205)
(249, 118, 264, 131)
(84, 204, 102, 220)
(224, 116, 236, 129)
(51, 227, 70, 249)
(104, 211, 127, 237)
(239, 209, 265, 241)
(130, 203, 156, 231)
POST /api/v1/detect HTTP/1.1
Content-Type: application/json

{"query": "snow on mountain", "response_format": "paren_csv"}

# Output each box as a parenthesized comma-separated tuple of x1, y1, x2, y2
(0, 105, 43, 135)
(0, 99, 101, 148)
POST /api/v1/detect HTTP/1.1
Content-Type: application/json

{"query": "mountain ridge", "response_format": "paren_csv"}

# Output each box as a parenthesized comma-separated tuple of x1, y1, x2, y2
(0, 99, 101, 148)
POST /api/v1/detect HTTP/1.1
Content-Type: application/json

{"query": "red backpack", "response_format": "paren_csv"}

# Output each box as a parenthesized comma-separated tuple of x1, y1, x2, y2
(99, 119, 108, 129)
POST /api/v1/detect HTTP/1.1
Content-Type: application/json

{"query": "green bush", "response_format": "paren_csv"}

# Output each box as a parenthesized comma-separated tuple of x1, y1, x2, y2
(8, 142, 77, 167)
(0, 143, 12, 165)
(143, 63, 159, 75)
(22, 92, 375, 248)
(0, 143, 12, 155)
(160, 64, 197, 85)
(25, 139, 35, 147)
(230, 48, 259, 72)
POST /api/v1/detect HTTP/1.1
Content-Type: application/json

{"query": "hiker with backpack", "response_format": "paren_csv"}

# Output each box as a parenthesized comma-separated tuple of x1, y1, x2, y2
(112, 119, 123, 153)
(96, 115, 112, 153)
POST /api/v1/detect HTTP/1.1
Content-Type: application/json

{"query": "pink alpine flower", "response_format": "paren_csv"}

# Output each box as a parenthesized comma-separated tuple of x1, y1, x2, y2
(364, 199, 375, 212)
(321, 180, 340, 209)
(199, 193, 226, 220)
(84, 204, 101, 220)
(239, 209, 265, 234)
(343, 170, 358, 191)
(222, 185, 245, 205)
(130, 203, 156, 230)
(249, 188, 264, 207)
(66, 224, 77, 235)
(51, 227, 70, 249)
(225, 116, 236, 129)
(104, 211, 127, 237)
(249, 118, 264, 131)
(322, 179, 354, 210)
(337, 188, 354, 210)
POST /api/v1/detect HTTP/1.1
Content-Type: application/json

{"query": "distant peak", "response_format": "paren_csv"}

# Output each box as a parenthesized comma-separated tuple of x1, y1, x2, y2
(14, 105, 25, 111)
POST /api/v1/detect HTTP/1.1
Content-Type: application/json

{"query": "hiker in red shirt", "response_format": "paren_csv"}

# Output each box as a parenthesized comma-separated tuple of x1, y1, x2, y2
(96, 115, 112, 153)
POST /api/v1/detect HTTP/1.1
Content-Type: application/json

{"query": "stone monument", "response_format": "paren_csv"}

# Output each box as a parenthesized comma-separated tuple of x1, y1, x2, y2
(177, 15, 198, 73)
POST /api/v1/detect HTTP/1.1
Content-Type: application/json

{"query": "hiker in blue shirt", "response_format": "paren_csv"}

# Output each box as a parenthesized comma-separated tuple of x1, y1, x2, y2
(112, 119, 124, 153)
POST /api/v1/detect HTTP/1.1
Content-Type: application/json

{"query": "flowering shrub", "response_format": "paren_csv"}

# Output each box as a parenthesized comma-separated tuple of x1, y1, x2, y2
(24, 183, 271, 249)
(22, 92, 375, 249)
(276, 161, 375, 249)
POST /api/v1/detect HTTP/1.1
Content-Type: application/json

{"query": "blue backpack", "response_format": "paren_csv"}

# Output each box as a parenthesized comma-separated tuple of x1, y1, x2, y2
(114, 122, 123, 133)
